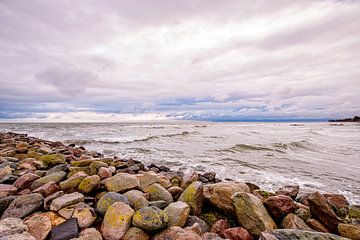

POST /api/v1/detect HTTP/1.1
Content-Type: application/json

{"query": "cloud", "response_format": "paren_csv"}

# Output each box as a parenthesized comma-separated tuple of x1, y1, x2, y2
(0, 0, 359, 121)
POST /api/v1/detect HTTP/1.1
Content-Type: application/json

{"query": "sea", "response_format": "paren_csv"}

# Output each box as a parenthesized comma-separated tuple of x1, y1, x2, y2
(1, 121, 359, 204)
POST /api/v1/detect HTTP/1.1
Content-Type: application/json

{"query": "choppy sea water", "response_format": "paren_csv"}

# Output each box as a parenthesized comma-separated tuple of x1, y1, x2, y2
(1, 121, 359, 203)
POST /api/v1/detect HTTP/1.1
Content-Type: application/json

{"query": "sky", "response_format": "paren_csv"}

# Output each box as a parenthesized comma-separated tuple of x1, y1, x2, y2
(0, 0, 359, 122)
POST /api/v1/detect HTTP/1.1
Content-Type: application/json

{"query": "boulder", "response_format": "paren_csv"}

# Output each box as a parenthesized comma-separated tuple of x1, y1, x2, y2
(39, 154, 65, 166)
(124, 190, 149, 210)
(13, 173, 40, 190)
(123, 227, 150, 240)
(307, 219, 330, 233)
(23, 213, 52, 240)
(164, 201, 190, 227)
(101, 202, 134, 240)
(145, 183, 173, 205)
(168, 186, 183, 200)
(0, 184, 17, 198)
(203, 182, 250, 215)
(275, 185, 299, 199)
(282, 213, 312, 230)
(152, 226, 202, 240)
(259, 229, 350, 240)
(44, 191, 64, 210)
(0, 166, 12, 183)
(349, 205, 360, 218)
(137, 171, 160, 190)
(98, 167, 112, 180)
(30, 171, 66, 191)
(105, 173, 140, 193)
(210, 219, 229, 237)
(1, 193, 43, 219)
(222, 227, 253, 240)
(0, 217, 32, 238)
(132, 206, 168, 231)
(338, 223, 360, 240)
(78, 175, 100, 193)
(72, 203, 97, 229)
(263, 195, 295, 221)
(185, 215, 210, 234)
(178, 181, 204, 216)
(308, 192, 343, 233)
(202, 232, 225, 240)
(0, 196, 17, 215)
(32, 181, 60, 197)
(73, 228, 103, 240)
(96, 192, 130, 215)
(59, 171, 88, 192)
(42, 212, 66, 226)
(48, 218, 78, 240)
(232, 192, 276, 237)
(50, 192, 84, 211)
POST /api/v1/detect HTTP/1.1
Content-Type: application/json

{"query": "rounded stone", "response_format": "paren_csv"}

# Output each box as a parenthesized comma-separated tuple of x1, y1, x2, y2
(132, 206, 168, 231)
(96, 192, 129, 215)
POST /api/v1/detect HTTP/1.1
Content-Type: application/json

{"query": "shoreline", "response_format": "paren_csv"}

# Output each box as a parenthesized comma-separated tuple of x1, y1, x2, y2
(0, 132, 359, 240)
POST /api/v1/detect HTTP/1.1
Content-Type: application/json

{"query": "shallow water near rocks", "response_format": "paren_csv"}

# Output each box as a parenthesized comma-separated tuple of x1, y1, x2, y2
(1, 121, 359, 204)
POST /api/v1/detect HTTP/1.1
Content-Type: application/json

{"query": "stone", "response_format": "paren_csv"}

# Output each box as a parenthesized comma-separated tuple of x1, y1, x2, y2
(307, 219, 330, 233)
(164, 201, 190, 227)
(0, 217, 29, 236)
(105, 173, 140, 193)
(211, 219, 229, 237)
(275, 185, 299, 199)
(96, 192, 130, 215)
(2, 232, 36, 240)
(73, 228, 103, 240)
(152, 226, 202, 240)
(185, 215, 210, 234)
(0, 196, 17, 215)
(50, 192, 84, 211)
(48, 218, 78, 240)
(98, 167, 112, 179)
(264, 195, 295, 221)
(349, 205, 360, 218)
(138, 171, 160, 191)
(39, 154, 66, 166)
(149, 200, 168, 209)
(59, 171, 88, 192)
(168, 186, 183, 200)
(338, 223, 360, 240)
(202, 232, 225, 240)
(295, 204, 311, 221)
(13, 173, 40, 190)
(132, 206, 168, 231)
(72, 203, 97, 229)
(46, 164, 68, 175)
(178, 181, 203, 216)
(282, 213, 312, 230)
(202, 172, 216, 182)
(23, 213, 52, 240)
(123, 190, 149, 210)
(232, 192, 277, 237)
(123, 227, 150, 240)
(101, 202, 134, 240)
(145, 183, 173, 205)
(30, 171, 67, 190)
(44, 191, 64, 210)
(259, 229, 350, 240)
(32, 181, 60, 197)
(184, 222, 203, 235)
(0, 184, 17, 198)
(0, 166, 12, 182)
(78, 175, 100, 193)
(42, 212, 66, 226)
(323, 194, 349, 217)
(308, 192, 343, 233)
(223, 227, 253, 240)
(1, 193, 43, 219)
(203, 182, 250, 215)
(58, 205, 74, 219)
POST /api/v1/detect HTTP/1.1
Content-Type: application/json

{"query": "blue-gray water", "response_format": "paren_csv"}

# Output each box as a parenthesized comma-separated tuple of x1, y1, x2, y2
(1, 121, 359, 203)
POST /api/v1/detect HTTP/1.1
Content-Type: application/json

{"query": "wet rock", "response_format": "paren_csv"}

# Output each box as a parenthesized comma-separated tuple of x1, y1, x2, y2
(282, 213, 312, 230)
(96, 192, 130, 215)
(307, 219, 330, 233)
(245, 182, 260, 192)
(264, 195, 295, 221)
(223, 227, 253, 240)
(232, 192, 276, 237)
(185, 215, 210, 234)
(338, 223, 360, 240)
(178, 181, 203, 216)
(180, 171, 199, 189)
(152, 226, 202, 240)
(104, 173, 140, 193)
(275, 185, 299, 199)
(308, 192, 343, 233)
(259, 229, 350, 240)
(164, 201, 190, 227)
(48, 218, 78, 240)
(211, 219, 229, 237)
(123, 227, 150, 240)
(23, 213, 52, 240)
(50, 192, 84, 211)
(39, 154, 66, 166)
(323, 194, 349, 217)
(78, 175, 100, 193)
(145, 183, 173, 205)
(72, 203, 97, 229)
(30, 171, 67, 190)
(132, 206, 168, 231)
(168, 186, 183, 200)
(73, 228, 103, 240)
(0, 184, 17, 198)
(32, 181, 60, 197)
(101, 202, 134, 240)
(0, 196, 17, 215)
(14, 173, 40, 190)
(203, 182, 250, 215)
(1, 193, 43, 219)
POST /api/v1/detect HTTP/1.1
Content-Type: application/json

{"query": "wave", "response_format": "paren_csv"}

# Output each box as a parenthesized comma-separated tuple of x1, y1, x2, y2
(220, 144, 276, 153)
(272, 140, 316, 151)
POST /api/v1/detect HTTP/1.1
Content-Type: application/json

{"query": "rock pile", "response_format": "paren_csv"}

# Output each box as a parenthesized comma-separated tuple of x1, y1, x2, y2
(0, 132, 359, 240)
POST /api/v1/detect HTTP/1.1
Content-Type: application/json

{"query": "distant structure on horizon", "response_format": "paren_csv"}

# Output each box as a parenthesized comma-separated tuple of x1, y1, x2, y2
(328, 116, 360, 122)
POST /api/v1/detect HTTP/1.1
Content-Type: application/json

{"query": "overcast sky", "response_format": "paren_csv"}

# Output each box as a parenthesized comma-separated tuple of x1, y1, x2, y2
(0, 0, 359, 121)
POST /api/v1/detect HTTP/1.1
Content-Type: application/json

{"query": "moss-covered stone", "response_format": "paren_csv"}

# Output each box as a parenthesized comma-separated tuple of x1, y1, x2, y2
(164, 201, 190, 227)
(132, 206, 168, 231)
(145, 183, 173, 205)
(78, 175, 100, 193)
(59, 172, 88, 192)
(178, 181, 204, 216)
(124, 190, 149, 210)
(39, 154, 66, 166)
(96, 192, 130, 215)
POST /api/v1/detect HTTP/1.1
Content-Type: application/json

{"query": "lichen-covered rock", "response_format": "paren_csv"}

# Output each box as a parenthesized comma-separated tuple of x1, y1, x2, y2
(1, 193, 43, 219)
(203, 181, 250, 215)
(282, 213, 312, 230)
(105, 173, 140, 193)
(23, 213, 51, 240)
(30, 171, 67, 190)
(178, 181, 203, 216)
(264, 195, 295, 221)
(260, 229, 350, 240)
(152, 226, 202, 240)
(96, 192, 130, 215)
(124, 190, 149, 210)
(48, 218, 78, 240)
(78, 175, 100, 193)
(59, 171, 88, 192)
(137, 171, 160, 191)
(101, 202, 134, 240)
(323, 194, 349, 217)
(164, 201, 190, 227)
(39, 154, 65, 166)
(50, 192, 84, 211)
(232, 192, 276, 237)
(338, 223, 360, 240)
(0, 165, 13, 183)
(348, 205, 360, 218)
(132, 206, 168, 231)
(145, 183, 173, 205)
(123, 227, 150, 240)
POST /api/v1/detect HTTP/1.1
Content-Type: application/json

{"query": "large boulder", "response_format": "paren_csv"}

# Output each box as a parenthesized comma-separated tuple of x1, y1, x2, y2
(1, 193, 43, 219)
(232, 192, 276, 237)
(145, 183, 173, 205)
(178, 181, 204, 216)
(164, 201, 190, 227)
(259, 229, 350, 240)
(323, 194, 349, 217)
(308, 192, 343, 233)
(203, 181, 250, 215)
(132, 206, 168, 231)
(105, 173, 140, 193)
(96, 192, 130, 215)
(50, 192, 84, 211)
(101, 202, 134, 240)
(263, 195, 295, 221)
(152, 226, 202, 240)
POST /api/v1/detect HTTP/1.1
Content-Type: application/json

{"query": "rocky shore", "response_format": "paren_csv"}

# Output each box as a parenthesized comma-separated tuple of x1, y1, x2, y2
(0, 132, 359, 240)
